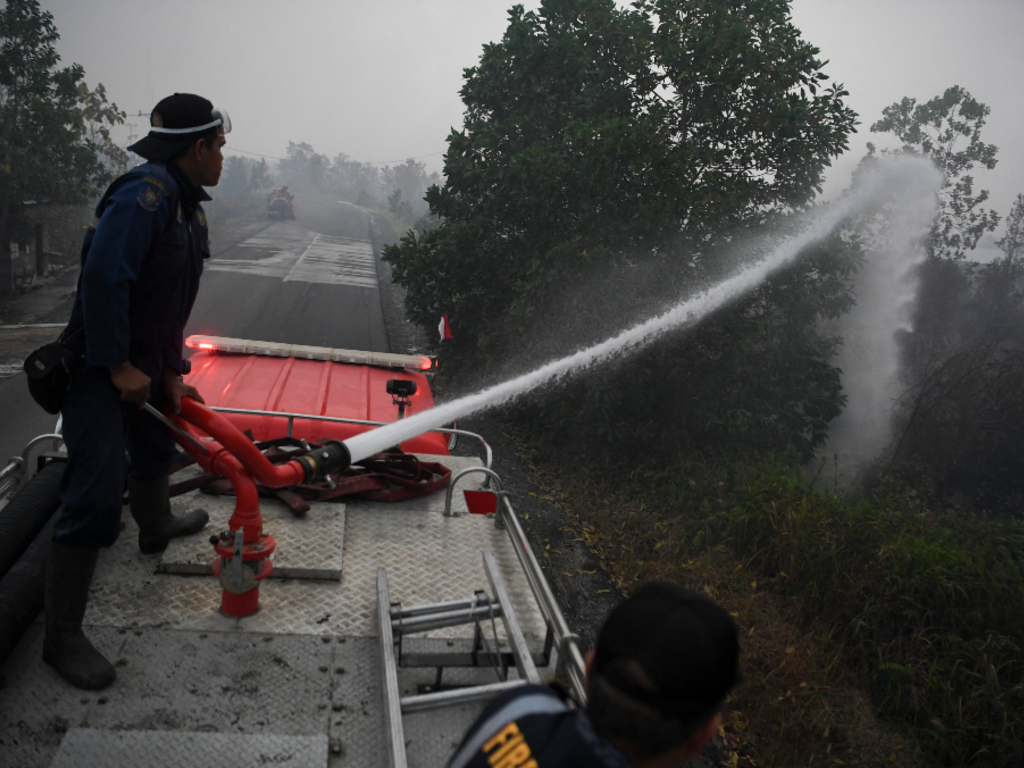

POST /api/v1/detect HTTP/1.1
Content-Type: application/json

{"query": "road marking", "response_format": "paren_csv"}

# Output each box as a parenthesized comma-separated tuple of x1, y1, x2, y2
(0, 324, 66, 330)
(206, 231, 378, 288)
(205, 248, 300, 279)
(284, 235, 377, 287)
(0, 363, 23, 380)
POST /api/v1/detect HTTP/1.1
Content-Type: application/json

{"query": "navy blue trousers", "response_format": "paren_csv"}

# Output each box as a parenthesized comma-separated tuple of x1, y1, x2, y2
(55, 366, 178, 548)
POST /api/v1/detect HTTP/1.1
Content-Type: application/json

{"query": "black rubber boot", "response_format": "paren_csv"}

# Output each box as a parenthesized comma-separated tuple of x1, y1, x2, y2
(43, 543, 116, 690)
(128, 475, 209, 555)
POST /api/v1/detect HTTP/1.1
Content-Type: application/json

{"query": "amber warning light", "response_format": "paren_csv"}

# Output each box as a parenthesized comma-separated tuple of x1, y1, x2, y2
(186, 335, 432, 371)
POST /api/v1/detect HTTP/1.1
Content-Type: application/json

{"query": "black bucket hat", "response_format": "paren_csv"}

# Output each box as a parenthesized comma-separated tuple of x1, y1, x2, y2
(128, 93, 231, 162)
(593, 582, 742, 723)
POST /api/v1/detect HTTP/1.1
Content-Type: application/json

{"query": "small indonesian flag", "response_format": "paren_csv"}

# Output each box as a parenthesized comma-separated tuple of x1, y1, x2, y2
(438, 314, 454, 341)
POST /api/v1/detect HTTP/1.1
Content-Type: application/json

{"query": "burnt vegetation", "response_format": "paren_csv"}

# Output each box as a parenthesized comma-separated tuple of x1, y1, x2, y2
(895, 251, 1024, 516)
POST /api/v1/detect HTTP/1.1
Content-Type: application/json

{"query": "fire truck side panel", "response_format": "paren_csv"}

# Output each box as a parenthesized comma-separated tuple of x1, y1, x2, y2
(184, 351, 448, 454)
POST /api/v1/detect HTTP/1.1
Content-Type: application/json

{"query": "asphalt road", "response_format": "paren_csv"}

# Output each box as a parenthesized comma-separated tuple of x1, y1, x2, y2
(188, 202, 388, 350)
(0, 199, 389, 467)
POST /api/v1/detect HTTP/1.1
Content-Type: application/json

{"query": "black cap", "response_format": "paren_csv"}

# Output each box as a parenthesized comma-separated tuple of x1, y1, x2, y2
(593, 582, 741, 722)
(128, 93, 217, 162)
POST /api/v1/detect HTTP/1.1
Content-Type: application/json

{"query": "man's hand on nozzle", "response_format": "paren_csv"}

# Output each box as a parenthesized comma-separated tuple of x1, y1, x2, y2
(110, 362, 151, 408)
(162, 367, 205, 414)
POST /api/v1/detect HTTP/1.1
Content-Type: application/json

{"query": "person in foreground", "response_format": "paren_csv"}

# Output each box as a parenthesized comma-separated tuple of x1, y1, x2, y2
(448, 581, 741, 768)
(45, 93, 229, 690)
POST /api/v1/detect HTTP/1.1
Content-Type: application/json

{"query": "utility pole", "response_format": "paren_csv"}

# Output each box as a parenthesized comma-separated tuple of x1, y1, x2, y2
(125, 110, 148, 165)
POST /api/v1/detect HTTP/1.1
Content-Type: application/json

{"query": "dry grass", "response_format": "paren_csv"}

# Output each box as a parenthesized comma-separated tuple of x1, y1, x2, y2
(506, 426, 923, 767)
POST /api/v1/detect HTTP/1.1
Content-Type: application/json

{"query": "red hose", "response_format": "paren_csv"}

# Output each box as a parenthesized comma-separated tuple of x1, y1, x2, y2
(170, 398, 307, 541)
(175, 398, 306, 488)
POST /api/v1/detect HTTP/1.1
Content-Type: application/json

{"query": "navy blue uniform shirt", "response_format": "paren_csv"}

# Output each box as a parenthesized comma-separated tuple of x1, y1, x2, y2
(448, 685, 633, 768)
(54, 160, 211, 547)
(65, 160, 210, 382)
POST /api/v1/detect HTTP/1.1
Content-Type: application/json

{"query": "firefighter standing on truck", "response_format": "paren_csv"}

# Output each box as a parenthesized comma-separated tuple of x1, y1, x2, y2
(45, 93, 229, 691)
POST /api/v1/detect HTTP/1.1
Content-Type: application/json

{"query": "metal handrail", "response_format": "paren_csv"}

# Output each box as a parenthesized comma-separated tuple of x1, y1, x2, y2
(441, 465, 589, 703)
(22, 432, 64, 477)
(1, 431, 65, 500)
(0, 457, 25, 499)
(376, 568, 407, 768)
(205, 405, 492, 468)
(401, 680, 527, 713)
(498, 494, 589, 704)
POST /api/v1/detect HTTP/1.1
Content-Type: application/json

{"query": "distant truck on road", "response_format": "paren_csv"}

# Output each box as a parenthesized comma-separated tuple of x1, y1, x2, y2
(267, 186, 295, 219)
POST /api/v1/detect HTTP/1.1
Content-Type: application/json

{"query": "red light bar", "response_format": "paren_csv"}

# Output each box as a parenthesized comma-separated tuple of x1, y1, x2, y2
(186, 335, 432, 371)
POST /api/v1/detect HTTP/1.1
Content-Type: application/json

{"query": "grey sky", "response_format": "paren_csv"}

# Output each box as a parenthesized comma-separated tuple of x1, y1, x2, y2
(41, 0, 1023, 240)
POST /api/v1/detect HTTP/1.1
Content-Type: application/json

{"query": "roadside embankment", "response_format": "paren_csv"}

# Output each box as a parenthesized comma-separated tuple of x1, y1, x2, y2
(520, 445, 1024, 767)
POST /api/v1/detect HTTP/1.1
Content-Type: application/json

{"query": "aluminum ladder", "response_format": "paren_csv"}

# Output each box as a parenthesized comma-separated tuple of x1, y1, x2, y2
(376, 550, 544, 768)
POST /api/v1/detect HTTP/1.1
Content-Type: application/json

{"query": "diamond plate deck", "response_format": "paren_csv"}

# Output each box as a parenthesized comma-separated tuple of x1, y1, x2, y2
(50, 730, 328, 768)
(0, 624, 337, 768)
(0, 454, 562, 768)
(80, 456, 548, 642)
(160, 489, 347, 580)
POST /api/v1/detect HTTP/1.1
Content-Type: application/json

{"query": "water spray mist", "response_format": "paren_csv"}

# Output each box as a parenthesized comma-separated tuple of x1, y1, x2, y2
(345, 156, 943, 464)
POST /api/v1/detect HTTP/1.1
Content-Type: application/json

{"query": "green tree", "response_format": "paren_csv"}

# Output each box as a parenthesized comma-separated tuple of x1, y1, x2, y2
(249, 157, 271, 194)
(381, 158, 438, 219)
(277, 141, 329, 190)
(218, 155, 250, 199)
(332, 152, 382, 205)
(386, 188, 413, 223)
(870, 85, 999, 260)
(0, 0, 124, 291)
(76, 81, 128, 176)
(996, 193, 1024, 264)
(385, 0, 857, 458)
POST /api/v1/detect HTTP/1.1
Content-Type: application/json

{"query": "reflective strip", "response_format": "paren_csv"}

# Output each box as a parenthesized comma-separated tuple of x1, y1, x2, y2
(149, 119, 222, 135)
(448, 691, 568, 768)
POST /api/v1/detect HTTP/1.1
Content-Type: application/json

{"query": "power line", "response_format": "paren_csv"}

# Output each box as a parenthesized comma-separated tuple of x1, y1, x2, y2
(224, 146, 287, 162)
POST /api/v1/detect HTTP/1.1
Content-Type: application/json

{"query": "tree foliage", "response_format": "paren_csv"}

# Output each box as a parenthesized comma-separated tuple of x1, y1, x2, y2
(868, 92, 1024, 507)
(385, 0, 858, 458)
(894, 254, 1024, 513)
(0, 0, 124, 207)
(0, 0, 125, 288)
(996, 193, 1024, 264)
(869, 86, 999, 260)
(276, 141, 438, 219)
(208, 155, 273, 219)
(218, 155, 271, 199)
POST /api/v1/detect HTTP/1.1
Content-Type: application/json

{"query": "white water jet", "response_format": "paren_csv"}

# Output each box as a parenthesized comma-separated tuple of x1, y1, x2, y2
(346, 156, 942, 465)
(817, 160, 942, 487)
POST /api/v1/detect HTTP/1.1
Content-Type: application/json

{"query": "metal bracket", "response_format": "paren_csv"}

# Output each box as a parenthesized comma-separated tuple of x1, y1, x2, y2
(229, 530, 246, 592)
(443, 467, 504, 517)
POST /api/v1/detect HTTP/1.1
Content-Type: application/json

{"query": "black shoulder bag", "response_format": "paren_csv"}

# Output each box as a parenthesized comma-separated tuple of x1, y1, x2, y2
(22, 228, 93, 414)
(23, 335, 83, 414)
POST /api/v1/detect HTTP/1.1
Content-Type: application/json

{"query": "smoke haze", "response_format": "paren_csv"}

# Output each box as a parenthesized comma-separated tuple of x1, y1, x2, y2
(346, 156, 941, 463)
(36, 0, 1024, 242)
